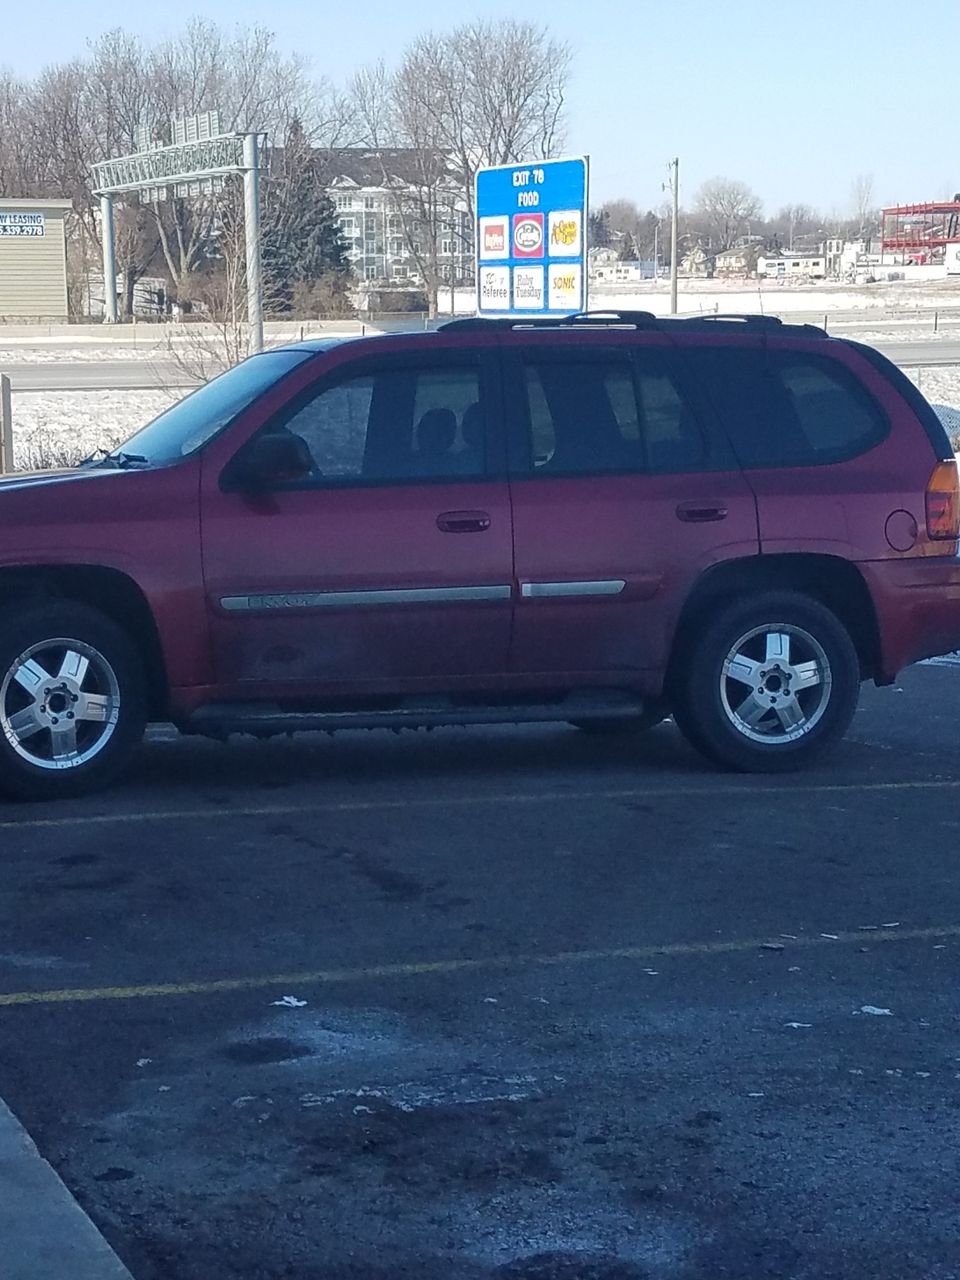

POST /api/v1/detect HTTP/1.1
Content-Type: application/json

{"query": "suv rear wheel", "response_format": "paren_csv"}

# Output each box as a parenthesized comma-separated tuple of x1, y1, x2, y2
(672, 591, 860, 772)
(0, 601, 147, 801)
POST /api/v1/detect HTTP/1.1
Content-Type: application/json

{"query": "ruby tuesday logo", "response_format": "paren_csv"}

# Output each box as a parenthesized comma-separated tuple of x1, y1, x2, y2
(513, 213, 544, 258)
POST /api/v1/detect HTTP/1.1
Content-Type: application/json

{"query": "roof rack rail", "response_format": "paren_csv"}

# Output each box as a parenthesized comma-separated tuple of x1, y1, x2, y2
(560, 310, 657, 325)
(686, 313, 783, 326)
(438, 318, 517, 331)
(439, 310, 828, 338)
(675, 312, 828, 338)
(439, 310, 657, 333)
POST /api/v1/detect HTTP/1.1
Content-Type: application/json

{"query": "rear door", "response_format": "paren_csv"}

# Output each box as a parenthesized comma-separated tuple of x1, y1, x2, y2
(503, 331, 759, 681)
(679, 340, 934, 561)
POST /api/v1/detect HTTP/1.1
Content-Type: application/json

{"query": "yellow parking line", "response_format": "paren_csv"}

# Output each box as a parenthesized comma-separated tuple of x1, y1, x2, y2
(2, 777, 960, 832)
(0, 922, 955, 1009)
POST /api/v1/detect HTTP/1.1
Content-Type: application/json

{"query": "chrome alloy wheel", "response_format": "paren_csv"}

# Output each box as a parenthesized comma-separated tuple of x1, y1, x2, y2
(719, 624, 832, 745)
(0, 638, 121, 771)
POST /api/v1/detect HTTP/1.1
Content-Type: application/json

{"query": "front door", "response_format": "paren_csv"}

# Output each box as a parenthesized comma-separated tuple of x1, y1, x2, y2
(200, 347, 514, 697)
(503, 333, 759, 683)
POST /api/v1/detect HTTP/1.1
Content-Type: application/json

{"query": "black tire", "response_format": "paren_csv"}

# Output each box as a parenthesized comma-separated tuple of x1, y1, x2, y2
(0, 601, 147, 801)
(671, 591, 860, 773)
(569, 707, 667, 736)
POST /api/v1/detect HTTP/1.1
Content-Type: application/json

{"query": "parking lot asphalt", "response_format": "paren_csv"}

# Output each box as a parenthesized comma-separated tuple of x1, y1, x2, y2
(2, 664, 960, 1280)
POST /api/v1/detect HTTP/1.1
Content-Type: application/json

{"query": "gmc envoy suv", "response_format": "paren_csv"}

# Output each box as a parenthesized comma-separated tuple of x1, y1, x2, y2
(1, 310, 959, 800)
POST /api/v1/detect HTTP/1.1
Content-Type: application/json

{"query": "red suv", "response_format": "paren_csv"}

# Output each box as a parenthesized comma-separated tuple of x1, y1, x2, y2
(1, 311, 959, 800)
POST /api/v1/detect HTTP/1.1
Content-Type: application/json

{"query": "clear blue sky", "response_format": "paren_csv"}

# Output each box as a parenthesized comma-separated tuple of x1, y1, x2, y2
(4, 0, 956, 216)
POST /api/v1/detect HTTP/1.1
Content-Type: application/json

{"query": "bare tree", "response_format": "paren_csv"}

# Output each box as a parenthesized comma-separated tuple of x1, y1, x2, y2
(352, 20, 571, 315)
(847, 172, 882, 249)
(596, 199, 661, 261)
(768, 202, 823, 251)
(851, 173, 875, 234)
(693, 177, 763, 251)
(142, 21, 321, 299)
(396, 20, 569, 228)
(0, 73, 39, 197)
(351, 61, 454, 317)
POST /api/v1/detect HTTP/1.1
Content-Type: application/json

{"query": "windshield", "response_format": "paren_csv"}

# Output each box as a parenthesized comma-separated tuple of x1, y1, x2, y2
(112, 348, 316, 465)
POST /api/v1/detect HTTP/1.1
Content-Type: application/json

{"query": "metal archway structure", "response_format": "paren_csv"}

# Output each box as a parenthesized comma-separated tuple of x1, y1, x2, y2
(92, 126, 264, 352)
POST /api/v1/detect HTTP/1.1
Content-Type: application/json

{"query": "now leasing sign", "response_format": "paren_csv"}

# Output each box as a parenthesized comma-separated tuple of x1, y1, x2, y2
(0, 212, 44, 237)
(475, 157, 588, 317)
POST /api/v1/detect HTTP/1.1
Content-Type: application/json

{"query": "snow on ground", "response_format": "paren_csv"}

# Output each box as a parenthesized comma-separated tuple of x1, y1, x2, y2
(11, 390, 174, 470)
(585, 277, 960, 318)
(902, 366, 960, 407)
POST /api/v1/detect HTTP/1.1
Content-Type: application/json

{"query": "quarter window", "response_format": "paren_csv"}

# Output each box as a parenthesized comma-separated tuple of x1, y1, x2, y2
(684, 348, 887, 467)
(772, 353, 887, 459)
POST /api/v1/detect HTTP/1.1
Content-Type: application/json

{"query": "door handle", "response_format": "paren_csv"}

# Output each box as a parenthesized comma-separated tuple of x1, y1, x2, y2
(675, 501, 728, 523)
(436, 510, 491, 533)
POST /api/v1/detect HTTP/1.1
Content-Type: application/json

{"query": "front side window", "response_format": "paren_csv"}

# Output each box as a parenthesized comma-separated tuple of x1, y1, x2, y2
(515, 354, 705, 476)
(256, 363, 487, 486)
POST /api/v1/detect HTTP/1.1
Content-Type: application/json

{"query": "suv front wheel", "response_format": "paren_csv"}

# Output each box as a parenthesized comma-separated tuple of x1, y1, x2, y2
(0, 601, 147, 801)
(672, 591, 860, 772)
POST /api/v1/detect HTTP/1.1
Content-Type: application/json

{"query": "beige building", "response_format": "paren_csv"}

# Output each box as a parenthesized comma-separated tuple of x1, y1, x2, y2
(0, 199, 72, 319)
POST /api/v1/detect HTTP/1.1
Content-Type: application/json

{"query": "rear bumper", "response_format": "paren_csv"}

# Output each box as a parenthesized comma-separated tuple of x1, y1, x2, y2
(859, 556, 960, 678)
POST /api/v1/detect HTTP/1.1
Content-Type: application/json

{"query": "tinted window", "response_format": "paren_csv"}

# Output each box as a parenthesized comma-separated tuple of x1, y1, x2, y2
(516, 354, 704, 476)
(847, 341, 952, 460)
(260, 363, 485, 485)
(635, 359, 706, 472)
(772, 352, 887, 460)
(684, 346, 887, 468)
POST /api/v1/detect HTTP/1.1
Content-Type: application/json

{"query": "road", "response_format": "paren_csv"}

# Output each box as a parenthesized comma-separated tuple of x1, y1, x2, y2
(4, 332, 960, 392)
(5, 360, 197, 391)
(2, 664, 960, 1278)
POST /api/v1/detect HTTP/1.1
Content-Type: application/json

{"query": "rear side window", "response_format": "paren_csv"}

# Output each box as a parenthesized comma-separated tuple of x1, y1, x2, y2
(684, 347, 888, 468)
(514, 352, 706, 476)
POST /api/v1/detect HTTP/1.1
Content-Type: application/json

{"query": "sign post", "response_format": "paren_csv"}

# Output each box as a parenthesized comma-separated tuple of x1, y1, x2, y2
(475, 156, 589, 318)
(0, 373, 13, 474)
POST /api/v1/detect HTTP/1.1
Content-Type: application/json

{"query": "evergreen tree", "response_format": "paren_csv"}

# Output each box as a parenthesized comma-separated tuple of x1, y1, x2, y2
(262, 119, 351, 312)
(589, 209, 611, 248)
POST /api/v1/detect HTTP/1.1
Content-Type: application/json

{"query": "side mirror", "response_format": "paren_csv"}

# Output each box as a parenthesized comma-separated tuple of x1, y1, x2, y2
(226, 431, 313, 491)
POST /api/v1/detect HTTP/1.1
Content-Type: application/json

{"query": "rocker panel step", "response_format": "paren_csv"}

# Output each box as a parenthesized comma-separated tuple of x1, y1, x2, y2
(182, 692, 648, 737)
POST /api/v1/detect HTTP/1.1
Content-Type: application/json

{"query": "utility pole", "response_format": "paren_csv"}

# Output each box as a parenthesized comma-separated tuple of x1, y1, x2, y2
(669, 157, 679, 314)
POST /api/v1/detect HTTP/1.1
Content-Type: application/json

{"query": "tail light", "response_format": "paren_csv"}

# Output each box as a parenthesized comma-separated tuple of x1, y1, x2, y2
(925, 460, 960, 541)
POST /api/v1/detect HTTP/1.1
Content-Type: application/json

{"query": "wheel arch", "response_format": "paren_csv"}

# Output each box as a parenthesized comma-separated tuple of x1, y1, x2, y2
(667, 554, 882, 696)
(0, 564, 168, 718)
